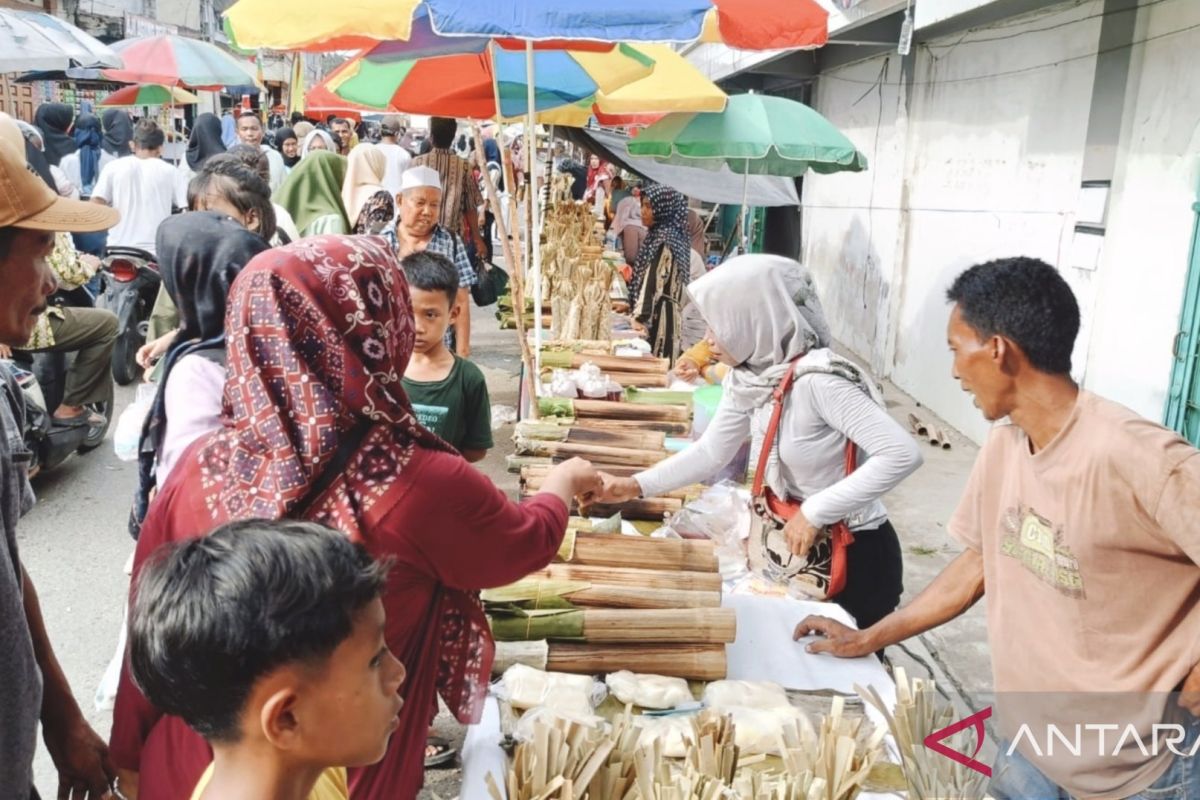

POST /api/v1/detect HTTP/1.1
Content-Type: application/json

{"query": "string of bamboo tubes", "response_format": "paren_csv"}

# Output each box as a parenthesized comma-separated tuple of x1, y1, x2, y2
(531, 563, 722, 593)
(547, 643, 727, 681)
(562, 532, 718, 572)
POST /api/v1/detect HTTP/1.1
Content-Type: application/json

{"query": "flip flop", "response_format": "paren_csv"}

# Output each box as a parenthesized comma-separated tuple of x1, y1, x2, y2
(424, 736, 457, 768)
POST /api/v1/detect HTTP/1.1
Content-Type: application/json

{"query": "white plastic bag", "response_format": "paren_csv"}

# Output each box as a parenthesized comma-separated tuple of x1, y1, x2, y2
(113, 383, 157, 461)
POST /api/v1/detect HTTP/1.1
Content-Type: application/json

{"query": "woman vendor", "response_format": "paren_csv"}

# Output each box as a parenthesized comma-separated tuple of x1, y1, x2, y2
(599, 254, 923, 634)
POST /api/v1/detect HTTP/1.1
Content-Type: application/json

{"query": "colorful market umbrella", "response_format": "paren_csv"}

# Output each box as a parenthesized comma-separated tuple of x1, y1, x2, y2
(0, 9, 121, 72)
(536, 44, 726, 128)
(628, 93, 867, 251)
(102, 35, 258, 90)
(98, 84, 199, 108)
(224, 0, 828, 52)
(320, 41, 655, 120)
(628, 93, 867, 176)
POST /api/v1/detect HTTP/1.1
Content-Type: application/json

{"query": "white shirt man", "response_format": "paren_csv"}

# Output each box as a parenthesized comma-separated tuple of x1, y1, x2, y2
(236, 112, 285, 193)
(91, 121, 176, 255)
(377, 114, 413, 200)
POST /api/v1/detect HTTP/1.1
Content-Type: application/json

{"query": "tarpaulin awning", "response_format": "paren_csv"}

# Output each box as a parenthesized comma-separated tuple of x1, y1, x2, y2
(561, 127, 799, 207)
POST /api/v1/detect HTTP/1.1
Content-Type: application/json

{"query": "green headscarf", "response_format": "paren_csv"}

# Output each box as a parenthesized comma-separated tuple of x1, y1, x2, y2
(272, 150, 350, 237)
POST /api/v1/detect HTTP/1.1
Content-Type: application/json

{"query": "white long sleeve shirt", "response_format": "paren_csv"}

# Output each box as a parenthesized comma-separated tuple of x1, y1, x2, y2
(636, 372, 923, 531)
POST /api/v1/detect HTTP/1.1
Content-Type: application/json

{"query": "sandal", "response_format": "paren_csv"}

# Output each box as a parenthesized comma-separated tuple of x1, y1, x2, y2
(52, 409, 106, 428)
(424, 736, 457, 768)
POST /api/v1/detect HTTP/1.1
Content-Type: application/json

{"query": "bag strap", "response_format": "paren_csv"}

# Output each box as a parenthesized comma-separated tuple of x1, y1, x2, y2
(292, 419, 372, 517)
(751, 362, 861, 500)
(751, 359, 800, 499)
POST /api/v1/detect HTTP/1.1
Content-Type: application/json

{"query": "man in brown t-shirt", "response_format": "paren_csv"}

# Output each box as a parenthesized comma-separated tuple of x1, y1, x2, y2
(795, 257, 1200, 799)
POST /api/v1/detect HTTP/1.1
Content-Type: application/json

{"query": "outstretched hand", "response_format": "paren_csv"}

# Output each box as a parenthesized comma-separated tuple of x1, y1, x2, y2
(793, 614, 875, 659)
(596, 472, 641, 504)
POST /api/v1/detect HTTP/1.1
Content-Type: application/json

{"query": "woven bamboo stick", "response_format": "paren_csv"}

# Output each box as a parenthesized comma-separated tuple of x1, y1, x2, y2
(582, 499, 682, 520)
(513, 438, 666, 468)
(607, 371, 671, 389)
(533, 563, 722, 593)
(547, 643, 727, 681)
(564, 584, 722, 610)
(582, 608, 735, 643)
(572, 418, 694, 437)
(566, 398, 691, 422)
(567, 532, 718, 572)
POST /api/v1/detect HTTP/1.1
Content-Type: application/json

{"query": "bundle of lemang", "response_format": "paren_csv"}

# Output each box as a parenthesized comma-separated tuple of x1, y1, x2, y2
(540, 347, 672, 389)
(484, 533, 730, 681)
(490, 704, 890, 800)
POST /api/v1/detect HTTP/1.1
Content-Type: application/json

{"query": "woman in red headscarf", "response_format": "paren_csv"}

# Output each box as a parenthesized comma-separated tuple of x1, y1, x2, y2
(109, 235, 600, 800)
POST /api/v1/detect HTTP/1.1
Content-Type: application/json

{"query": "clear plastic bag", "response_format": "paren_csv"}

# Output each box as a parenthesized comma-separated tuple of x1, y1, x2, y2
(113, 383, 157, 462)
(656, 481, 752, 582)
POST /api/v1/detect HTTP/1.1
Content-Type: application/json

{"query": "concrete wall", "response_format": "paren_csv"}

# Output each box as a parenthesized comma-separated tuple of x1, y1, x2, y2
(803, 53, 907, 378)
(1084, 0, 1200, 421)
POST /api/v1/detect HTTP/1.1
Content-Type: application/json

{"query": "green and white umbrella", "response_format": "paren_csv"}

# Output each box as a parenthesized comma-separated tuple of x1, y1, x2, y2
(628, 93, 867, 250)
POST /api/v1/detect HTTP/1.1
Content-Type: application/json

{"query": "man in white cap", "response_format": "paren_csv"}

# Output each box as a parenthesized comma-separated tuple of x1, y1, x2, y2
(395, 165, 476, 356)
(0, 114, 119, 799)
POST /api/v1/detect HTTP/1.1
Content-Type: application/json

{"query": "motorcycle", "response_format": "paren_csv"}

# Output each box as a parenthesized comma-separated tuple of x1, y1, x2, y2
(1, 287, 113, 478)
(98, 246, 160, 386)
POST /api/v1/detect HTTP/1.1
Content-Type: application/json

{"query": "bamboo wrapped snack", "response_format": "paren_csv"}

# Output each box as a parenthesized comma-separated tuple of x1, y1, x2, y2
(524, 472, 695, 502)
(485, 576, 722, 610)
(516, 421, 666, 451)
(580, 499, 682, 521)
(573, 417, 695, 437)
(489, 608, 736, 644)
(561, 532, 718, 572)
(547, 643, 727, 681)
(514, 438, 666, 469)
(539, 397, 691, 423)
(605, 371, 671, 389)
(532, 563, 722, 593)
(541, 350, 672, 375)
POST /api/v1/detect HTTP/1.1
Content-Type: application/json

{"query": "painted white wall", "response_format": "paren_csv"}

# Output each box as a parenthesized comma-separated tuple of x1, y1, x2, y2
(1084, 1, 1200, 422)
(889, 2, 1102, 443)
(803, 53, 907, 378)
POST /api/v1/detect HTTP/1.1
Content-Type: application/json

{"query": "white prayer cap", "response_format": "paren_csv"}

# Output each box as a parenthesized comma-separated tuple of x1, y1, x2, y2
(400, 165, 443, 193)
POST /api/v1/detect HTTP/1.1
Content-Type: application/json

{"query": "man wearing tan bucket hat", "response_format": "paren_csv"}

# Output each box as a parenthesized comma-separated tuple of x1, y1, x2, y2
(0, 114, 121, 799)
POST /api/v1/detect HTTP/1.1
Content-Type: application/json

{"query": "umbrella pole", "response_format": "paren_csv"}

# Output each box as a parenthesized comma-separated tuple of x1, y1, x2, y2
(525, 40, 543, 385)
(484, 43, 539, 418)
(739, 158, 750, 254)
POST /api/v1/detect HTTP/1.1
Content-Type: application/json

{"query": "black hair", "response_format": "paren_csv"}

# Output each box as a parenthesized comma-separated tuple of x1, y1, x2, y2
(132, 120, 165, 151)
(236, 112, 262, 129)
(946, 256, 1080, 374)
(290, 112, 305, 125)
(129, 519, 388, 743)
(225, 143, 272, 183)
(190, 155, 278, 243)
(429, 117, 457, 149)
(401, 250, 459, 307)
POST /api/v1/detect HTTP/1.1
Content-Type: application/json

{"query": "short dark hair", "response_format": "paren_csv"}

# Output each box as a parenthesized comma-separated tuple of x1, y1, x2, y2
(132, 120, 164, 151)
(946, 257, 1080, 374)
(331, 117, 350, 129)
(190, 155, 278, 243)
(129, 520, 388, 743)
(429, 117, 457, 149)
(225, 143, 271, 183)
(401, 251, 459, 306)
(236, 112, 262, 129)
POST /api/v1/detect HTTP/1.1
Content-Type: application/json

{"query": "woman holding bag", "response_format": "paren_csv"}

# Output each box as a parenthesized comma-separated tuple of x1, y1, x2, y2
(598, 254, 922, 632)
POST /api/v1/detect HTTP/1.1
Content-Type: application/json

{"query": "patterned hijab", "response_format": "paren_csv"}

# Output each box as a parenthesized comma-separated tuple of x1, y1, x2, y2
(630, 184, 692, 301)
(190, 235, 489, 722)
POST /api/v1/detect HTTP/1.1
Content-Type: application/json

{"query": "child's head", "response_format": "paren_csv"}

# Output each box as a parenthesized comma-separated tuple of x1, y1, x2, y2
(188, 155, 278, 243)
(129, 520, 404, 769)
(400, 251, 460, 355)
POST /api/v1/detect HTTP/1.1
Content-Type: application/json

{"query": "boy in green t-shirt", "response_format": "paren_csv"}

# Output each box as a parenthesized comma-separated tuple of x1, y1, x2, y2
(400, 251, 494, 462)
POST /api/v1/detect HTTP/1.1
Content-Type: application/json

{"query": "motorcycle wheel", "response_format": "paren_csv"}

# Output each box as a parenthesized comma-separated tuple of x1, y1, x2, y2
(112, 305, 147, 386)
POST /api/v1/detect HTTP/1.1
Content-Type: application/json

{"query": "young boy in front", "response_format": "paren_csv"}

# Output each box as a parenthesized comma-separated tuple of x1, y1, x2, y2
(127, 520, 406, 800)
(400, 251, 495, 462)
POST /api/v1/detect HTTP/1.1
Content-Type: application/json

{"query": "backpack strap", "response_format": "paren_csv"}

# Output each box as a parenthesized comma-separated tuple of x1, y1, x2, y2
(292, 419, 372, 517)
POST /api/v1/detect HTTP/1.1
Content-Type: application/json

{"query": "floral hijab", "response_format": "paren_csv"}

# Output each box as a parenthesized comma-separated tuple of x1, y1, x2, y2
(191, 235, 489, 722)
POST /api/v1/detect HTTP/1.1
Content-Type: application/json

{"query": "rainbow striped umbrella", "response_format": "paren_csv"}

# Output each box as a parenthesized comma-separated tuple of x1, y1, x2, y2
(98, 84, 199, 108)
(102, 35, 257, 90)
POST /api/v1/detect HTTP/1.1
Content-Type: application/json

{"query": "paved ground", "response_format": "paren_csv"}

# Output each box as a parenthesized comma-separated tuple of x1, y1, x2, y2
(23, 300, 994, 798)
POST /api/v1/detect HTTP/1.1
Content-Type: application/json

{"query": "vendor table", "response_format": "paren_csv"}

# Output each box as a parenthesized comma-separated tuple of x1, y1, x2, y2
(460, 592, 900, 799)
